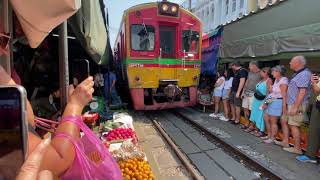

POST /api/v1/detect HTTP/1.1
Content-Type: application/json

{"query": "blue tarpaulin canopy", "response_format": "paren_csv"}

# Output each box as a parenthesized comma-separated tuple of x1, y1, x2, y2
(201, 26, 223, 76)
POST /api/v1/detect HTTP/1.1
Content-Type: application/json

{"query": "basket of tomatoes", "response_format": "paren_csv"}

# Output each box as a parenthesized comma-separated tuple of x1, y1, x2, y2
(103, 128, 137, 144)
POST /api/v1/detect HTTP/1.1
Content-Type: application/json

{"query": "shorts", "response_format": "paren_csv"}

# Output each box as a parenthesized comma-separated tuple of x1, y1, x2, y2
(213, 89, 223, 97)
(282, 104, 308, 127)
(242, 93, 254, 110)
(265, 99, 283, 117)
(229, 91, 242, 107)
(222, 89, 230, 100)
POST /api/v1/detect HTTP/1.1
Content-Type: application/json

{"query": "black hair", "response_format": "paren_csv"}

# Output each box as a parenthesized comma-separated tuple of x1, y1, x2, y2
(224, 69, 234, 80)
(262, 67, 275, 83)
(261, 67, 272, 77)
(218, 70, 225, 78)
(231, 61, 241, 67)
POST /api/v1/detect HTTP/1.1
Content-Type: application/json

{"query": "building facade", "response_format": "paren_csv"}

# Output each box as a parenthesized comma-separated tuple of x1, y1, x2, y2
(181, 0, 277, 33)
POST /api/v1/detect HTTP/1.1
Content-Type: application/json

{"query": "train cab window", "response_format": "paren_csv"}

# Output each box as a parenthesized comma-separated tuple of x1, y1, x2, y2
(131, 24, 155, 51)
(182, 30, 200, 53)
(160, 26, 176, 58)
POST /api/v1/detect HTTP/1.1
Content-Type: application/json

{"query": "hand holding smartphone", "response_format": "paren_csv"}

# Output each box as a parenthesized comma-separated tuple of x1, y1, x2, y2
(311, 73, 319, 84)
(71, 59, 90, 86)
(0, 86, 28, 179)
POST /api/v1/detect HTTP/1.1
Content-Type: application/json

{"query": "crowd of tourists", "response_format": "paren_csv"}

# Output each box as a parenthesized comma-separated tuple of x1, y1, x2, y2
(208, 55, 320, 163)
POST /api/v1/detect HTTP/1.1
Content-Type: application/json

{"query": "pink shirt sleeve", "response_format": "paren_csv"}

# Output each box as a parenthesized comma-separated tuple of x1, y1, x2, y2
(279, 77, 288, 85)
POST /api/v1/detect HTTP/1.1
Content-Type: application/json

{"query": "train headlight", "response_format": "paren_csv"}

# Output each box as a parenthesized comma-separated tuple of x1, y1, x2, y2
(135, 76, 140, 82)
(171, 6, 177, 13)
(158, 2, 179, 17)
(162, 4, 169, 11)
(193, 76, 198, 81)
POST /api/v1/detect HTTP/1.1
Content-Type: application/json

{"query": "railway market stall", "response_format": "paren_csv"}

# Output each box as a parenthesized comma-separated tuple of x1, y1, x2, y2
(82, 110, 155, 180)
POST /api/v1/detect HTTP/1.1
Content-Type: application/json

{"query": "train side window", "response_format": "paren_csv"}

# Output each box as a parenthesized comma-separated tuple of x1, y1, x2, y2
(117, 43, 121, 60)
(182, 30, 200, 53)
(131, 24, 155, 51)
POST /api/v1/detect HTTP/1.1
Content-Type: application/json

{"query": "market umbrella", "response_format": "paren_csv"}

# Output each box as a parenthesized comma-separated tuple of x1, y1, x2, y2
(10, 0, 81, 48)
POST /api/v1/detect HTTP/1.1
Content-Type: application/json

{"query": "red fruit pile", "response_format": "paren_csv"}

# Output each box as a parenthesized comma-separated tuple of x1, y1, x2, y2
(104, 128, 137, 142)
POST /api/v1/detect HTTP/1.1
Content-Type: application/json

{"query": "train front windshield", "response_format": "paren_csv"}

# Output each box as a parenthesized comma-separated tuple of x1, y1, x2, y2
(182, 30, 200, 53)
(131, 24, 155, 51)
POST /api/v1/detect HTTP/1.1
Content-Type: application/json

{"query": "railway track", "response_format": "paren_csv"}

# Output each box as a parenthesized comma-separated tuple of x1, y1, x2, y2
(151, 118, 204, 180)
(145, 109, 282, 180)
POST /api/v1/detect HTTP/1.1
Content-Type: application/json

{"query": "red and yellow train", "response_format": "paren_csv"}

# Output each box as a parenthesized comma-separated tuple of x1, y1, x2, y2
(113, 1, 202, 110)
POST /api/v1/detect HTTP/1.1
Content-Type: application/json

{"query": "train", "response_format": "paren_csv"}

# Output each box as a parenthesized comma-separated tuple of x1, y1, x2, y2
(113, 1, 202, 110)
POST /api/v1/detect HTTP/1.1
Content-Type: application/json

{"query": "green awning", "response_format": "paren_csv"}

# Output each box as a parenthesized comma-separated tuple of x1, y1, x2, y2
(219, 0, 320, 59)
(68, 0, 110, 65)
(219, 51, 320, 64)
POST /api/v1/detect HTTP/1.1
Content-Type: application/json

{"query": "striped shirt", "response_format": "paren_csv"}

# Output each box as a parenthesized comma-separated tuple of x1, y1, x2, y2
(286, 68, 312, 105)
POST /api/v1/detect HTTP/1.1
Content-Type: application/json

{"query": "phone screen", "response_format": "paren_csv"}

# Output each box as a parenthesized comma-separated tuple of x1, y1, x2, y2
(71, 59, 90, 85)
(0, 87, 25, 178)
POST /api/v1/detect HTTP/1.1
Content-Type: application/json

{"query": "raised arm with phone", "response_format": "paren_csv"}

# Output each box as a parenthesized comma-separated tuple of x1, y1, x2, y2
(0, 65, 94, 178)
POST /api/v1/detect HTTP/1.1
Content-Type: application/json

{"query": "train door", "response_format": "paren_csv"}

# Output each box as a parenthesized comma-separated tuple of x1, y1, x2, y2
(159, 25, 177, 80)
(159, 26, 176, 58)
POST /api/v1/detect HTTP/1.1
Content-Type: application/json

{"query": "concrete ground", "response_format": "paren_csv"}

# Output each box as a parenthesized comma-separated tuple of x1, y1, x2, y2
(177, 107, 320, 180)
(154, 111, 259, 180)
(131, 112, 192, 180)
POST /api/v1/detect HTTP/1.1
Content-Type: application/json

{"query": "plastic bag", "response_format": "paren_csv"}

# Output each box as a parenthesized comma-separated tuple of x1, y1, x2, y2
(113, 113, 134, 130)
(55, 116, 122, 180)
(109, 140, 146, 161)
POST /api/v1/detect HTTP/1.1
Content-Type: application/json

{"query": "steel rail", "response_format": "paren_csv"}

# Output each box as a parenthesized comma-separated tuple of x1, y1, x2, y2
(150, 118, 204, 180)
(173, 109, 283, 180)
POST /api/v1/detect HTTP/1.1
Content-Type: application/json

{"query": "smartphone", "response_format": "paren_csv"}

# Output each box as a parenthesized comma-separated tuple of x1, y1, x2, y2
(312, 73, 319, 76)
(0, 86, 28, 178)
(71, 59, 90, 86)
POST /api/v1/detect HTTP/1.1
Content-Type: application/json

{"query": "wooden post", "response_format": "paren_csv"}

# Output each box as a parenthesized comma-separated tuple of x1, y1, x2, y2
(0, 0, 12, 74)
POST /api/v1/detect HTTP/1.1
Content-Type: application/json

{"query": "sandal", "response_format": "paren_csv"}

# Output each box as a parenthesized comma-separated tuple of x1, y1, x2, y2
(240, 124, 248, 129)
(274, 140, 290, 148)
(244, 127, 254, 133)
(260, 135, 269, 140)
(230, 121, 239, 125)
(263, 138, 274, 144)
(254, 131, 265, 137)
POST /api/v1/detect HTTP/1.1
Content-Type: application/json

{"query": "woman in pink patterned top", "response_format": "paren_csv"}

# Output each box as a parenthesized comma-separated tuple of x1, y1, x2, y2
(263, 65, 289, 144)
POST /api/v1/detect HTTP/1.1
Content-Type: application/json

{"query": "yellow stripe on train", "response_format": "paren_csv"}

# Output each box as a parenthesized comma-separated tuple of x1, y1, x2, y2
(127, 67, 200, 88)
